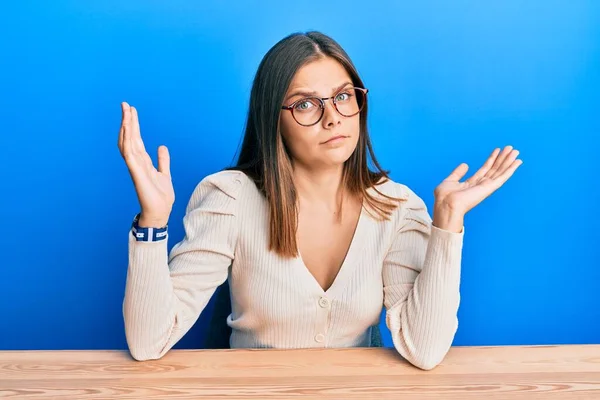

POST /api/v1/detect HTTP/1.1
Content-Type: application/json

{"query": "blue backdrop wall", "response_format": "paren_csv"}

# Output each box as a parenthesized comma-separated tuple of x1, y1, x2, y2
(1, 1, 598, 350)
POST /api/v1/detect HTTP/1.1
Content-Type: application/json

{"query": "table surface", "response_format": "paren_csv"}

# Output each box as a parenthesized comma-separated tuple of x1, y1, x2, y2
(1, 345, 599, 399)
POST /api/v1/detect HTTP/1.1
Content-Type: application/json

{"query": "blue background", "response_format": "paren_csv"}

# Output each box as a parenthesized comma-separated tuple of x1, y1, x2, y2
(1, 1, 598, 350)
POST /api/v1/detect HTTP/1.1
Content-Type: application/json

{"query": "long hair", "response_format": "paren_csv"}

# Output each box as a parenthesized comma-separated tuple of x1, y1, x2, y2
(227, 31, 403, 258)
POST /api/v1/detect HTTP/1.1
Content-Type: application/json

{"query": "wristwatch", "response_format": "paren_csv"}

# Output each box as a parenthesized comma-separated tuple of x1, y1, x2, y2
(130, 213, 168, 242)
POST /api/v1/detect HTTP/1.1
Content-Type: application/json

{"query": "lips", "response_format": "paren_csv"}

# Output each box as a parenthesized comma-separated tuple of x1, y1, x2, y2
(323, 135, 348, 144)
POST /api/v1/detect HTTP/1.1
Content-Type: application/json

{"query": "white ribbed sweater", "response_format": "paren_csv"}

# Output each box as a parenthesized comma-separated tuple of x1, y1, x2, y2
(123, 170, 464, 370)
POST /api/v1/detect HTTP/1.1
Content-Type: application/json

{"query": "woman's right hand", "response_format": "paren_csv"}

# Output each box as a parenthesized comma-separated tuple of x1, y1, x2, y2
(118, 102, 174, 227)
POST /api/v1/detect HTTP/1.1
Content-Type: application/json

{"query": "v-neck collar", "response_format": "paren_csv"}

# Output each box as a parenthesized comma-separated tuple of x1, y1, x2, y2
(294, 202, 369, 298)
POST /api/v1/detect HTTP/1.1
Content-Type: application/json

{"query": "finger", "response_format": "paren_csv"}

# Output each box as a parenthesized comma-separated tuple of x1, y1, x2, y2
(127, 106, 154, 171)
(118, 102, 127, 153)
(121, 102, 132, 159)
(493, 158, 523, 184)
(490, 149, 518, 180)
(465, 148, 500, 185)
(444, 163, 469, 182)
(130, 106, 147, 155)
(120, 105, 154, 190)
(157, 145, 171, 177)
(491, 149, 519, 180)
(485, 145, 513, 178)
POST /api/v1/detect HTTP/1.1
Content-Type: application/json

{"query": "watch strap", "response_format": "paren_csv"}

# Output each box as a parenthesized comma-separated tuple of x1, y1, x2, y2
(131, 213, 168, 242)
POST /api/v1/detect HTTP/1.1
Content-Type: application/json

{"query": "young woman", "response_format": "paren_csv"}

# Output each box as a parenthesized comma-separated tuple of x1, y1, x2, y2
(118, 31, 522, 370)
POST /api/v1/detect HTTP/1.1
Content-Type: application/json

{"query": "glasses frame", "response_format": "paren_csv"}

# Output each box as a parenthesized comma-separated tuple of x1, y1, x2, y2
(281, 86, 369, 127)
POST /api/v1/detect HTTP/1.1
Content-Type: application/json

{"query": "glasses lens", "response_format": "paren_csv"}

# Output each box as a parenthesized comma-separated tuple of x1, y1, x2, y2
(292, 98, 323, 126)
(335, 87, 365, 117)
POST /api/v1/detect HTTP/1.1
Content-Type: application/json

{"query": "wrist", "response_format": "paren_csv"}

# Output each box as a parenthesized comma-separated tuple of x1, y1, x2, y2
(138, 213, 169, 228)
(432, 203, 464, 233)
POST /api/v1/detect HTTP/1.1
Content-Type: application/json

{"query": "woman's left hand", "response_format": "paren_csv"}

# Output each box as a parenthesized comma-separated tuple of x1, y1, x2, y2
(432, 146, 523, 232)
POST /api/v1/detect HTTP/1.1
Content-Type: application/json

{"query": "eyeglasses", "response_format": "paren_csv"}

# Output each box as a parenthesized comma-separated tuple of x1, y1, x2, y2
(281, 86, 368, 127)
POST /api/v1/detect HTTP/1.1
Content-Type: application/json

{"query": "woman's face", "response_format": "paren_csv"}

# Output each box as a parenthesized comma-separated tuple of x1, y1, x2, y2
(279, 57, 361, 170)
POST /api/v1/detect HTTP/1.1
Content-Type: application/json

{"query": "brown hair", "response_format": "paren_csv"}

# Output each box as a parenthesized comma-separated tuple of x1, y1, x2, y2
(228, 31, 403, 258)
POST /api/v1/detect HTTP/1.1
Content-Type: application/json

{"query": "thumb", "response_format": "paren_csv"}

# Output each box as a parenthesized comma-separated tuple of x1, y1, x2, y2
(444, 163, 469, 182)
(157, 145, 171, 177)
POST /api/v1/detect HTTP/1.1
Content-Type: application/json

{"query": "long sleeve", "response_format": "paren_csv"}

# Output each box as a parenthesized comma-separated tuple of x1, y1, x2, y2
(122, 170, 244, 361)
(383, 185, 464, 370)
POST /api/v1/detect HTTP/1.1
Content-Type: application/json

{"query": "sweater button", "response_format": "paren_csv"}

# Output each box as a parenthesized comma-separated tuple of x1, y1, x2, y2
(314, 333, 325, 343)
(318, 297, 330, 308)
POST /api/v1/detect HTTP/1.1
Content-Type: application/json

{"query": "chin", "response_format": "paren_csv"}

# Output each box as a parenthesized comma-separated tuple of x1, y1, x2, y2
(320, 146, 356, 167)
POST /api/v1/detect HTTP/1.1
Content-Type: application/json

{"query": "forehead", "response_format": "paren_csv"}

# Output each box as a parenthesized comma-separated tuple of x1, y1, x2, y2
(287, 57, 352, 93)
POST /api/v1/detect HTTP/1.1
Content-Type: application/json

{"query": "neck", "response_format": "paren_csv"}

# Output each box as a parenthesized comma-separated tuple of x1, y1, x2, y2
(292, 164, 346, 212)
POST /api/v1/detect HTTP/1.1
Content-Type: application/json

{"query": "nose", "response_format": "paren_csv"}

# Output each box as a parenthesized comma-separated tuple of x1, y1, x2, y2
(321, 99, 341, 128)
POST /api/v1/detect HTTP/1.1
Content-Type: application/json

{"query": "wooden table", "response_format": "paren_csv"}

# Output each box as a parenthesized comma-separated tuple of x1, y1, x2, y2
(1, 345, 599, 399)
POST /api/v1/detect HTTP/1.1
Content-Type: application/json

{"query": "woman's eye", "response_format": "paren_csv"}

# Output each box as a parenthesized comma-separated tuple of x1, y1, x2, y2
(335, 92, 351, 102)
(295, 100, 316, 111)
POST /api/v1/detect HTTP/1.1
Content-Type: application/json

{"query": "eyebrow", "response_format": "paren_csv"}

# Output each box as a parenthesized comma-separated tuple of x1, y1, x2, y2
(284, 81, 353, 103)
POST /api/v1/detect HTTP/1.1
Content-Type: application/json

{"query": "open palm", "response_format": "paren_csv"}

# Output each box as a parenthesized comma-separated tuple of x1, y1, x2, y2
(434, 146, 523, 214)
(118, 102, 174, 227)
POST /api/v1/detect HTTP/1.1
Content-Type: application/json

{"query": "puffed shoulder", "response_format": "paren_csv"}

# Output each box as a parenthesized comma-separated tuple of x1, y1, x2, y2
(396, 183, 433, 230)
(185, 170, 249, 216)
(371, 178, 433, 230)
